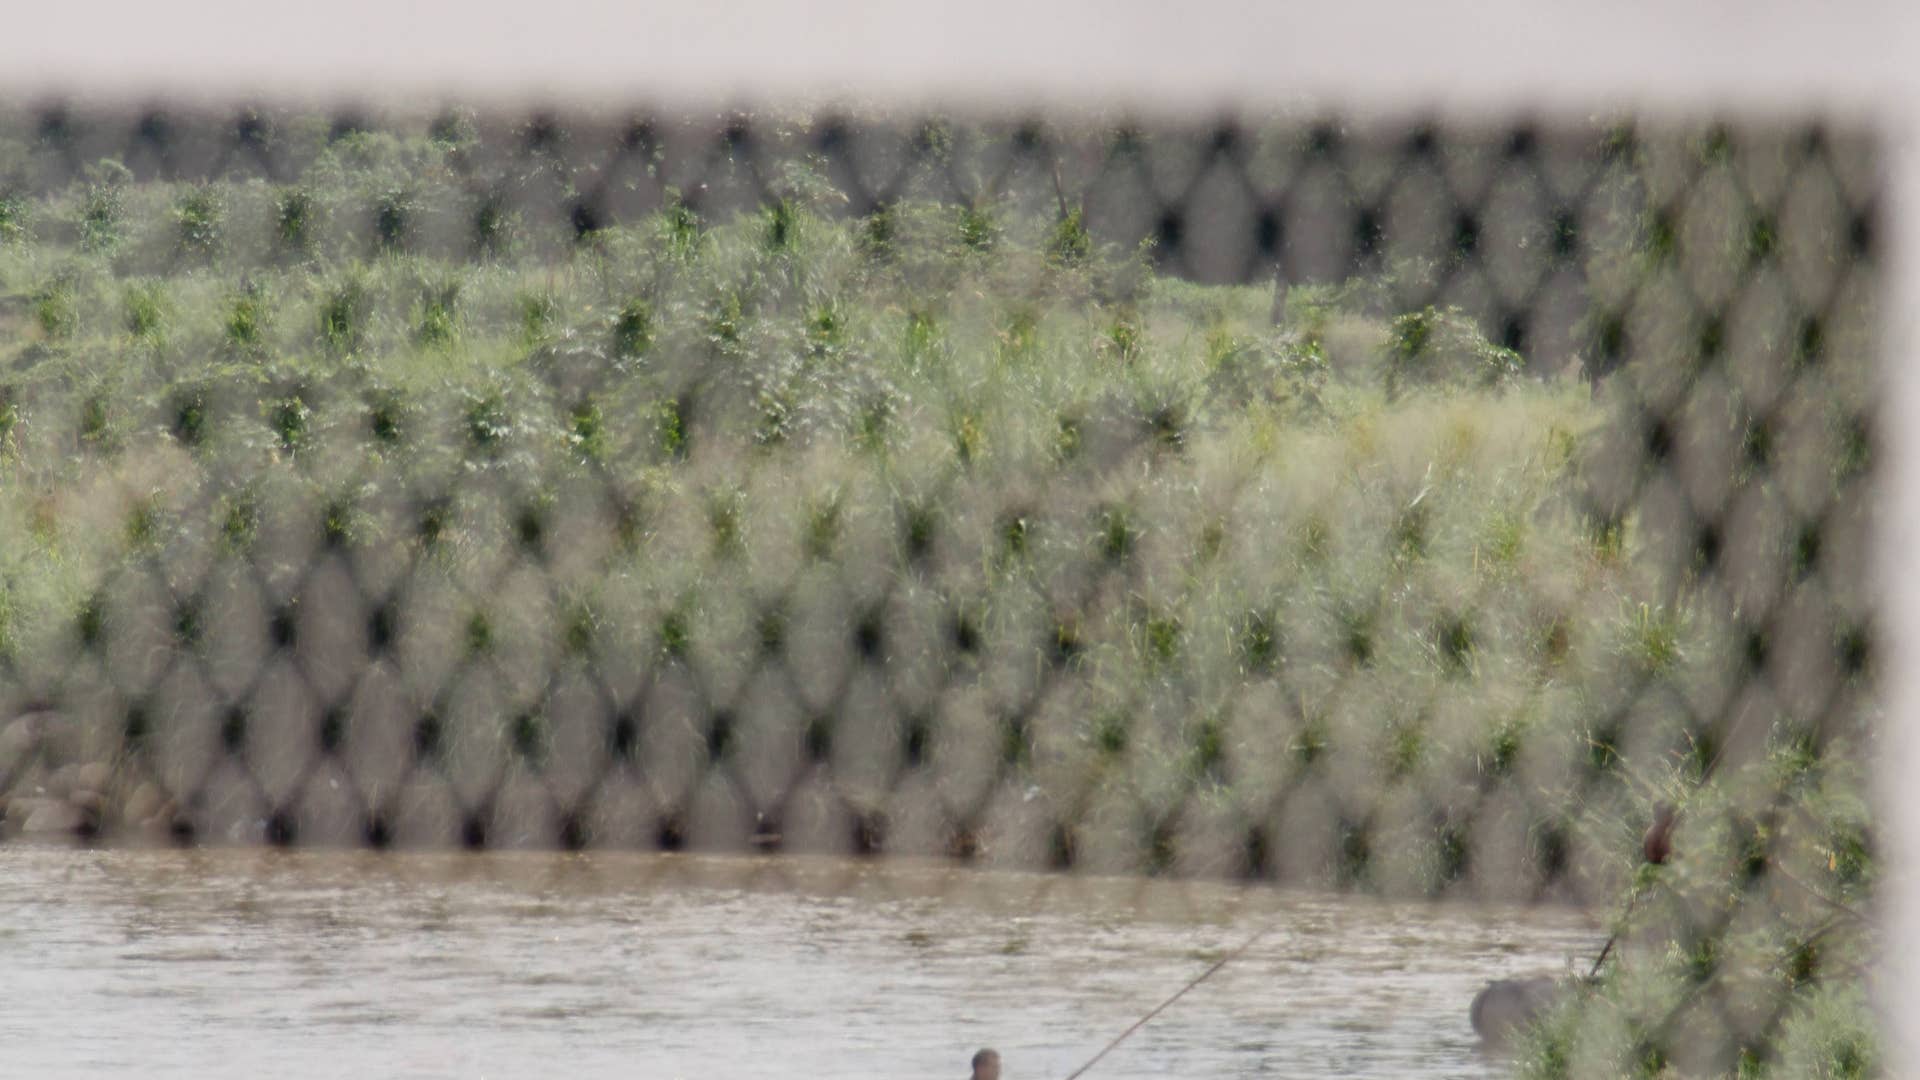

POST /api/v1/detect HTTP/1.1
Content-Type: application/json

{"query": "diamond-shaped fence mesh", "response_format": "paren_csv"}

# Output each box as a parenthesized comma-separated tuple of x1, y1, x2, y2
(0, 104, 1881, 1074)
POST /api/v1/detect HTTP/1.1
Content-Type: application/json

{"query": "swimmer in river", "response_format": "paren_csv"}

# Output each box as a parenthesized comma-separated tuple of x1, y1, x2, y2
(970, 1048, 1001, 1080)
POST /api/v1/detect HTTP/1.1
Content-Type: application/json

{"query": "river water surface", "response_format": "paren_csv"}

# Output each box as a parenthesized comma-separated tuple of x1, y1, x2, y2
(0, 846, 1599, 1078)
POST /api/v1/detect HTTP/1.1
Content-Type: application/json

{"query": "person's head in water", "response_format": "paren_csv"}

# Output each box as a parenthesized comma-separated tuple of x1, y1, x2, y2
(971, 1048, 1001, 1080)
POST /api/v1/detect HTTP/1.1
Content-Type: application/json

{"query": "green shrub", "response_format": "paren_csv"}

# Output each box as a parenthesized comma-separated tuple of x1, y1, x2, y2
(226, 283, 270, 354)
(473, 194, 511, 258)
(0, 190, 26, 244)
(429, 107, 479, 151)
(275, 188, 318, 256)
(319, 277, 369, 354)
(658, 193, 701, 260)
(174, 186, 224, 260)
(957, 204, 996, 251)
(763, 199, 799, 253)
(464, 387, 511, 456)
(1048, 207, 1091, 265)
(33, 277, 77, 340)
(1381, 305, 1523, 396)
(373, 187, 415, 252)
(413, 279, 462, 348)
(613, 298, 653, 359)
(124, 281, 166, 345)
(268, 394, 310, 453)
(520, 292, 558, 344)
(77, 159, 130, 252)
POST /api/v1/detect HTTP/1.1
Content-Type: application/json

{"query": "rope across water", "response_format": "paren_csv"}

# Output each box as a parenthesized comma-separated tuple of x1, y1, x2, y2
(1060, 926, 1269, 1080)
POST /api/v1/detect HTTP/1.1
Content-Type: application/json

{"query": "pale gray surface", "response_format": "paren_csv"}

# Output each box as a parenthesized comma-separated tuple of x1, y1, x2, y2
(0, 1, 1908, 110)
(0, 847, 1598, 1078)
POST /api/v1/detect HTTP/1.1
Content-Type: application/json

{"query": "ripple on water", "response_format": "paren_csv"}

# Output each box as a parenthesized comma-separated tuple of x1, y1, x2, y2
(0, 848, 1601, 1079)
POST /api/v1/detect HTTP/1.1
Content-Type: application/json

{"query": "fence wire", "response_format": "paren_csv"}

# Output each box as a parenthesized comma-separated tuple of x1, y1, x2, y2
(0, 104, 1883, 1075)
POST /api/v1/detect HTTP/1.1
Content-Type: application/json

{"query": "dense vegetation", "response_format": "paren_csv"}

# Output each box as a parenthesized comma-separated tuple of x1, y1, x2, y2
(0, 113, 1880, 1076)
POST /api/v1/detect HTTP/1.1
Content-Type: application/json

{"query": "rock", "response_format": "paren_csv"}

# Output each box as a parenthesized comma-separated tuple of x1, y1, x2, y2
(1470, 975, 1566, 1048)
(0, 715, 43, 766)
(9, 763, 52, 802)
(123, 782, 167, 828)
(21, 799, 88, 835)
(74, 761, 114, 795)
(138, 811, 179, 837)
(45, 763, 81, 799)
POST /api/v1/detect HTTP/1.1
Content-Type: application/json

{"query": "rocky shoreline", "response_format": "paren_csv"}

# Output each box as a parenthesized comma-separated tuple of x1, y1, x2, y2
(0, 712, 177, 841)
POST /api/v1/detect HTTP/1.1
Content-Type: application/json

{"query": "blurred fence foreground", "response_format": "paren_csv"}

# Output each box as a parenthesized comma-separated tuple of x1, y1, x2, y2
(0, 102, 1885, 1075)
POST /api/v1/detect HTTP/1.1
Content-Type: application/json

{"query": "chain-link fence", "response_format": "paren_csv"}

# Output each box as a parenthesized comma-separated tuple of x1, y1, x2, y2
(0, 104, 1882, 1074)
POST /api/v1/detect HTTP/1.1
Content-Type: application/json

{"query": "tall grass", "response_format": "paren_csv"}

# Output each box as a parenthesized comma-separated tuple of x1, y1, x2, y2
(0, 113, 1881, 1075)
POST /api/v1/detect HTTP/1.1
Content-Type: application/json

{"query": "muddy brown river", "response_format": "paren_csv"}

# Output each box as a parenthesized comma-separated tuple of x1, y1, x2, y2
(0, 847, 1599, 1078)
